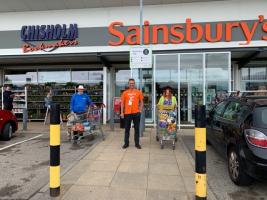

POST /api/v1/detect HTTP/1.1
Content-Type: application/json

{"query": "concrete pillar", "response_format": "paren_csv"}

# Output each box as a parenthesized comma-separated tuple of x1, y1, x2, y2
(0, 68, 3, 86)
(108, 67, 115, 130)
(103, 67, 107, 124)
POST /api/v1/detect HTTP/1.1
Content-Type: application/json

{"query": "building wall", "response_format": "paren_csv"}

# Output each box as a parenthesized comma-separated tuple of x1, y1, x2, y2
(0, 0, 266, 56)
(0, 0, 266, 30)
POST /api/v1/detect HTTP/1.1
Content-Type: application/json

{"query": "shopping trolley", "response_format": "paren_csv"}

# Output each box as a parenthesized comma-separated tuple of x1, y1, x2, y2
(67, 107, 105, 144)
(156, 105, 177, 150)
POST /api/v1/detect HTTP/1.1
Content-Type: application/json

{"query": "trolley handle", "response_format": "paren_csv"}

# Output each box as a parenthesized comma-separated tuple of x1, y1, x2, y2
(87, 105, 104, 117)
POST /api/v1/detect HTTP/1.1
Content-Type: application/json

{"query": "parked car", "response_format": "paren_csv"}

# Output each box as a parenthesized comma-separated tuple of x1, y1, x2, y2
(207, 95, 267, 186)
(0, 110, 18, 140)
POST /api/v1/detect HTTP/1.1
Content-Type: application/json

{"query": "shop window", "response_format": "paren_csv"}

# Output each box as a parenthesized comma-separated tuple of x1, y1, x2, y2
(240, 66, 267, 91)
(38, 70, 70, 83)
(71, 71, 89, 83)
(71, 70, 103, 83)
(4, 70, 37, 85)
(115, 69, 131, 97)
(241, 68, 249, 80)
(88, 71, 103, 82)
(249, 67, 266, 80)
(206, 53, 229, 81)
(205, 53, 230, 110)
(181, 54, 203, 82)
(116, 69, 131, 82)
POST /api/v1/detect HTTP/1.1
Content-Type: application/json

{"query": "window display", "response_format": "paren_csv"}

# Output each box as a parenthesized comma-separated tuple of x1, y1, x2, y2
(27, 83, 103, 120)
(2, 69, 103, 121)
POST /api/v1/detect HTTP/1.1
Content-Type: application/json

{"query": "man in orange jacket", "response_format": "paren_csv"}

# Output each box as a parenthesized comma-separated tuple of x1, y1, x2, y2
(120, 79, 144, 149)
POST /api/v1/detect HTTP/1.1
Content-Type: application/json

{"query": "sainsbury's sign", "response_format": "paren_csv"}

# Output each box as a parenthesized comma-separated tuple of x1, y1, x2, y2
(108, 15, 267, 46)
(20, 24, 79, 53)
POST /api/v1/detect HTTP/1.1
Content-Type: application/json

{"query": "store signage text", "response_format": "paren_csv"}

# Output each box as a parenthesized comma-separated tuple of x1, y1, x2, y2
(108, 15, 267, 46)
(20, 24, 79, 53)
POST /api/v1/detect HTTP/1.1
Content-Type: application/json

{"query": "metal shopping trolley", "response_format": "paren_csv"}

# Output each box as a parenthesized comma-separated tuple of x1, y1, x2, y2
(67, 107, 105, 144)
(156, 105, 177, 150)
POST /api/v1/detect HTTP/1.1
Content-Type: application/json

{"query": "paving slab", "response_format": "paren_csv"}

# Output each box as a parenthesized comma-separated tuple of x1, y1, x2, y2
(126, 146, 150, 154)
(61, 159, 93, 184)
(89, 160, 120, 172)
(110, 187, 147, 200)
(147, 189, 189, 200)
(62, 185, 110, 200)
(182, 176, 195, 193)
(96, 152, 124, 161)
(117, 161, 148, 174)
(122, 152, 149, 162)
(149, 163, 180, 176)
(148, 174, 185, 192)
(111, 172, 147, 190)
(150, 153, 177, 164)
(76, 171, 115, 186)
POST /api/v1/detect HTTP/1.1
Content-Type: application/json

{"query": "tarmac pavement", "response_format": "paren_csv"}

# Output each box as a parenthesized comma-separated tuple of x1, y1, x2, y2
(0, 122, 102, 200)
(30, 127, 217, 200)
(180, 129, 267, 200)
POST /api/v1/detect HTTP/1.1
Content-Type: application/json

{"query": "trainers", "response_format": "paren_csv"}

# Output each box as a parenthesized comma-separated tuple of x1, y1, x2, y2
(122, 144, 129, 149)
(135, 144, 142, 149)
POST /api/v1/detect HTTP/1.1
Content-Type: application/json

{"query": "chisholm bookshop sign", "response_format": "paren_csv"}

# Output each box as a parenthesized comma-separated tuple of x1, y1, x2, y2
(20, 24, 79, 53)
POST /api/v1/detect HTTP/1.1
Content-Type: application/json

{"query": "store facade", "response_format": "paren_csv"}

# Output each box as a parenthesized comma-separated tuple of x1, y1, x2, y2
(0, 0, 266, 126)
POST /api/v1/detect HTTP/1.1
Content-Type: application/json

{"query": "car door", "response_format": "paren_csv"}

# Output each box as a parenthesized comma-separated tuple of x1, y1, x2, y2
(0, 111, 6, 133)
(220, 101, 244, 155)
(207, 101, 228, 148)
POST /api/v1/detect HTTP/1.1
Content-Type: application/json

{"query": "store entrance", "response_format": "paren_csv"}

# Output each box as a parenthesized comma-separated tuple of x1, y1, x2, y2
(114, 68, 153, 123)
(180, 83, 204, 124)
(154, 52, 231, 128)
(132, 69, 153, 123)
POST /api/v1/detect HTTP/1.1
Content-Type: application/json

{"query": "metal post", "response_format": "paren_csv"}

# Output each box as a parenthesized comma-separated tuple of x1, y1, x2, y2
(50, 103, 61, 197)
(139, 0, 145, 137)
(110, 99, 114, 131)
(140, 0, 143, 45)
(23, 108, 28, 131)
(195, 105, 207, 200)
(109, 68, 115, 131)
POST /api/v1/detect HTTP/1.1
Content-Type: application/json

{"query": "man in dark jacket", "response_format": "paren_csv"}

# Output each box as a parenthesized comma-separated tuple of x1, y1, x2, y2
(3, 86, 14, 111)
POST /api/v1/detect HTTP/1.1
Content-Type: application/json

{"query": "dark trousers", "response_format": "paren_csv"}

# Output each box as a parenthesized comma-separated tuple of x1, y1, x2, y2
(124, 112, 141, 146)
(4, 103, 13, 111)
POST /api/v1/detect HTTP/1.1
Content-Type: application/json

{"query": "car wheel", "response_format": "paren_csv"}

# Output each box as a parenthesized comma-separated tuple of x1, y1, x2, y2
(1, 123, 12, 141)
(227, 147, 253, 186)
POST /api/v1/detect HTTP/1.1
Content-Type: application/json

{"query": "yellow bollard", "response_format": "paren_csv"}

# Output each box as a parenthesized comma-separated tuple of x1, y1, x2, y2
(195, 105, 207, 200)
(50, 104, 61, 197)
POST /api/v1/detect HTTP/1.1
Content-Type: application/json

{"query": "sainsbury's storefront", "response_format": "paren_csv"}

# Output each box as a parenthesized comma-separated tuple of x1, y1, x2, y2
(0, 0, 266, 126)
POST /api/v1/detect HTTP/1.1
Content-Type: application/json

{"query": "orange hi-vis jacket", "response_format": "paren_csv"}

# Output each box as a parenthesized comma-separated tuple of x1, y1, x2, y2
(121, 89, 144, 115)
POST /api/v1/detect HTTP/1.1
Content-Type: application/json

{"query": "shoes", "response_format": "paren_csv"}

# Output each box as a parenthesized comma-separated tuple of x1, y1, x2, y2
(122, 144, 129, 149)
(135, 144, 142, 149)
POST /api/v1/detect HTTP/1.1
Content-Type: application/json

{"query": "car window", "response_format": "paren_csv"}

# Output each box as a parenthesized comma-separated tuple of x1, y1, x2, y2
(253, 107, 267, 128)
(222, 101, 241, 121)
(214, 101, 228, 117)
(236, 105, 250, 121)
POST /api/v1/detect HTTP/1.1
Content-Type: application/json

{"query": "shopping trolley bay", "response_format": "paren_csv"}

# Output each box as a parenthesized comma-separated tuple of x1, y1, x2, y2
(0, 122, 105, 199)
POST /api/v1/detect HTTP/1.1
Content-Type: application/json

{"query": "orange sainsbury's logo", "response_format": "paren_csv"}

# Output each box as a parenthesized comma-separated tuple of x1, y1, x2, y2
(108, 15, 267, 46)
